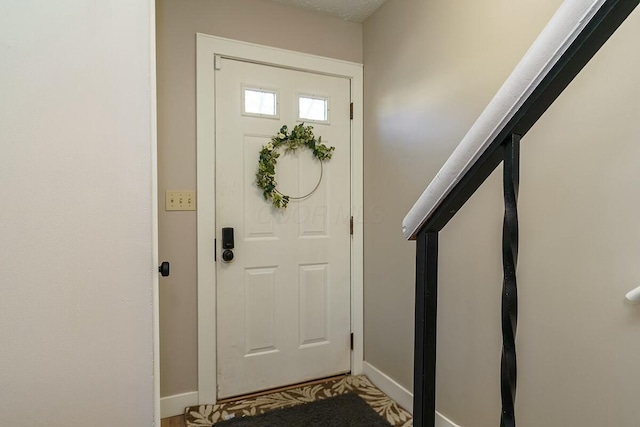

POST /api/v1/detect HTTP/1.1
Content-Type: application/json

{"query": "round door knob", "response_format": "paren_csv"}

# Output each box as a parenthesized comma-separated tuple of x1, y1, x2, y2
(158, 261, 170, 277)
(222, 249, 234, 262)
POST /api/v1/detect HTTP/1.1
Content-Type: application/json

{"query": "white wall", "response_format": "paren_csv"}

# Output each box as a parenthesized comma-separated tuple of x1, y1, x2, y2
(0, 1, 156, 425)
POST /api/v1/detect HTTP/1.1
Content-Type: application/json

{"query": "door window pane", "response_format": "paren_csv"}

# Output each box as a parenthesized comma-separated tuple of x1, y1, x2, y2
(298, 95, 329, 123)
(243, 87, 278, 117)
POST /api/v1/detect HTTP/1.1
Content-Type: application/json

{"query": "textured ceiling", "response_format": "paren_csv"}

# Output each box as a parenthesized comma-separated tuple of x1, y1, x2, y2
(270, 0, 387, 22)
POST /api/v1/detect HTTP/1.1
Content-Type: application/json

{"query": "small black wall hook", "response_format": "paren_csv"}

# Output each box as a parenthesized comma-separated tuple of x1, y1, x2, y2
(158, 261, 170, 277)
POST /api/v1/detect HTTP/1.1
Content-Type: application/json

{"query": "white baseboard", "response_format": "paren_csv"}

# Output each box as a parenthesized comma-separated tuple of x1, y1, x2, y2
(160, 391, 199, 419)
(363, 361, 413, 412)
(436, 412, 462, 427)
(362, 361, 461, 427)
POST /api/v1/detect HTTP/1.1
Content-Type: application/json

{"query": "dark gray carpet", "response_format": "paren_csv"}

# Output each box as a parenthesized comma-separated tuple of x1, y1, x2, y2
(214, 392, 392, 427)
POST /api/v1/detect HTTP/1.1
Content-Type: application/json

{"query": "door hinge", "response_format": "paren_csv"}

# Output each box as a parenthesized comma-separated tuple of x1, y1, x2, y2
(214, 238, 217, 261)
(350, 102, 354, 120)
(350, 216, 354, 235)
(350, 333, 354, 350)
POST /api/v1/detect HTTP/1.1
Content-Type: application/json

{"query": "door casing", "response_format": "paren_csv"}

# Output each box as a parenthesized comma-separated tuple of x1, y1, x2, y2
(196, 34, 364, 404)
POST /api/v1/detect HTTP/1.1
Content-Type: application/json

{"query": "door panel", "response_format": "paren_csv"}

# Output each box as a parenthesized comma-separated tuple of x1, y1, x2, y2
(215, 58, 351, 398)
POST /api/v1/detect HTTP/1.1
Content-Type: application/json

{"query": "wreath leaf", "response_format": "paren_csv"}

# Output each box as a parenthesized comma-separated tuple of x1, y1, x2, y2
(255, 123, 334, 209)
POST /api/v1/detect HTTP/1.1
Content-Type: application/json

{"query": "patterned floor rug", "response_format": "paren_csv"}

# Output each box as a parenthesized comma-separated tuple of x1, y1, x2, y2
(185, 375, 413, 427)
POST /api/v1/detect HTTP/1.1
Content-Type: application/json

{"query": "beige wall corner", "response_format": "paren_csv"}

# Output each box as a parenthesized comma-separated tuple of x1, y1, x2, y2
(156, 0, 363, 398)
(363, 0, 640, 426)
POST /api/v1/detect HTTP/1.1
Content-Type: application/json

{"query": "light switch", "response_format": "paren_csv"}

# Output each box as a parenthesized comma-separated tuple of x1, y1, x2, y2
(166, 191, 196, 211)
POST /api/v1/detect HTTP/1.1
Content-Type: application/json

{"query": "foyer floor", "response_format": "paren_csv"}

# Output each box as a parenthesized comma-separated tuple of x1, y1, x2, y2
(161, 375, 411, 427)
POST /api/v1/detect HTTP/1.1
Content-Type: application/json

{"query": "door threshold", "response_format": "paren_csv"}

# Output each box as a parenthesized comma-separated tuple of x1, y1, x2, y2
(216, 373, 350, 404)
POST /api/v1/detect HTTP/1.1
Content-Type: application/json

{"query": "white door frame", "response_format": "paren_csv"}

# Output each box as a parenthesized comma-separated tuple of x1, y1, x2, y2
(196, 34, 364, 404)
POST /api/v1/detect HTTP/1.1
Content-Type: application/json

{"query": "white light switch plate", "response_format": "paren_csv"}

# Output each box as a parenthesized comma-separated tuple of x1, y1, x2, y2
(166, 191, 196, 211)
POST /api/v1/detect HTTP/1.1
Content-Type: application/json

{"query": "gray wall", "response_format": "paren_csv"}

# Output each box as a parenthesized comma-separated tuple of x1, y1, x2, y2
(363, 0, 640, 425)
(156, 0, 363, 397)
(1, 1, 155, 425)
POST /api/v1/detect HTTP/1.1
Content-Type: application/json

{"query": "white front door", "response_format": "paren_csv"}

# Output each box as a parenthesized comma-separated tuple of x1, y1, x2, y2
(214, 58, 352, 399)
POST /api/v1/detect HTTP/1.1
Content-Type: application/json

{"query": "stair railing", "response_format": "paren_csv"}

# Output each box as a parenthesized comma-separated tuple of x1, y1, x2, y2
(403, 1, 639, 426)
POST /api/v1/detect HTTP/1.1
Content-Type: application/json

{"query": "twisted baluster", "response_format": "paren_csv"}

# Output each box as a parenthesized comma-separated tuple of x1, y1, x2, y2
(501, 135, 520, 427)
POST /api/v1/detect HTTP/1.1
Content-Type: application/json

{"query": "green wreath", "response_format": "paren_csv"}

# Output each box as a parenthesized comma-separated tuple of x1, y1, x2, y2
(256, 123, 335, 208)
